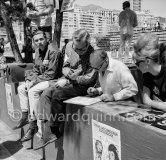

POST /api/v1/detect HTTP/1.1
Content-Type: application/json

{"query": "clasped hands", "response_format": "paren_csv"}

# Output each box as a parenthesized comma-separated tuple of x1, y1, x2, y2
(53, 69, 78, 88)
(25, 80, 34, 91)
(87, 87, 114, 102)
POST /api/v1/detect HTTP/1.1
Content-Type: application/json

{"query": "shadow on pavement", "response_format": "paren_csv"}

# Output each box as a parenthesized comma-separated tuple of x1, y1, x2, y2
(0, 140, 23, 159)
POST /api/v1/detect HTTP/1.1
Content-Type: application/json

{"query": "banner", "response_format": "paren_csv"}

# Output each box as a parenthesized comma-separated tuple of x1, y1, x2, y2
(92, 120, 121, 160)
(61, 0, 75, 12)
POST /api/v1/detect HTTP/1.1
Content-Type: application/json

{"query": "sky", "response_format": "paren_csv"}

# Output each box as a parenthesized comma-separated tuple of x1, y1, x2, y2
(76, 0, 166, 17)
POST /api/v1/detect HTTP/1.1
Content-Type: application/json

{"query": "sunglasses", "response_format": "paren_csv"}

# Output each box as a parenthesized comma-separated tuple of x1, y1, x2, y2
(134, 56, 155, 67)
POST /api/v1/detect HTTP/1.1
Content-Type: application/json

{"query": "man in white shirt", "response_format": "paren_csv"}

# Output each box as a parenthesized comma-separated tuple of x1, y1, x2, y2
(87, 49, 138, 101)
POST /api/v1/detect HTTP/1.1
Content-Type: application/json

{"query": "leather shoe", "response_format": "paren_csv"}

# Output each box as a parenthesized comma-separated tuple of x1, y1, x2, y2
(34, 133, 57, 150)
(13, 112, 29, 130)
(21, 127, 38, 142)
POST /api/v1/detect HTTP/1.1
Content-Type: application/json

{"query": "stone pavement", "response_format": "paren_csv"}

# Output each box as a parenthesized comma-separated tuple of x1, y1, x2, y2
(0, 120, 42, 160)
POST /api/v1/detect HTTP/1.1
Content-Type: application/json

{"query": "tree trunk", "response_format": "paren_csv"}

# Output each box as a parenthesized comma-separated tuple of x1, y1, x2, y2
(22, 0, 33, 63)
(53, 0, 63, 48)
(23, 17, 33, 63)
(0, 1, 23, 63)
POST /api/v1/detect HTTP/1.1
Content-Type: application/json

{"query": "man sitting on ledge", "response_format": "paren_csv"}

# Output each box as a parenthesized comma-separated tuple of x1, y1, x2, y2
(13, 30, 63, 142)
(34, 29, 98, 150)
(87, 49, 138, 101)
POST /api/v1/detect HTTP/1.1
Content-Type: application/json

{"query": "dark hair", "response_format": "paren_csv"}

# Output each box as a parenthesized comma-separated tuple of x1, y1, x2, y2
(32, 30, 46, 38)
(64, 39, 69, 44)
(26, 2, 38, 11)
(159, 42, 166, 65)
(123, 1, 130, 9)
(108, 144, 119, 160)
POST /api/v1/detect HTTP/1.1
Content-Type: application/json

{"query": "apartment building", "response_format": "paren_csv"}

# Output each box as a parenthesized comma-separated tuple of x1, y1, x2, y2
(129, 0, 142, 12)
(61, 6, 112, 40)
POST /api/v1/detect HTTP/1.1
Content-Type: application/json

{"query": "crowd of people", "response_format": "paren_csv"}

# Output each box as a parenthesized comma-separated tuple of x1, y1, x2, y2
(12, 27, 166, 151)
(0, 0, 166, 155)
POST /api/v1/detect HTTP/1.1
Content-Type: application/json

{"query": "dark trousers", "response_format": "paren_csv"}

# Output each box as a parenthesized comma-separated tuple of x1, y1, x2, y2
(39, 83, 88, 126)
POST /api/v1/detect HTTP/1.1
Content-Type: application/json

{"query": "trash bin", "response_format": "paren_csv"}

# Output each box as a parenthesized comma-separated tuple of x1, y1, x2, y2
(0, 63, 33, 128)
(6, 63, 33, 83)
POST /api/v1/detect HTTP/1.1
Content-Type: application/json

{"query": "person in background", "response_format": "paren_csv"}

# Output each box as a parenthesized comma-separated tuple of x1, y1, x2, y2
(61, 39, 69, 61)
(155, 21, 160, 32)
(0, 38, 6, 69)
(87, 49, 138, 102)
(62, 39, 69, 54)
(13, 30, 63, 143)
(0, 38, 4, 54)
(142, 21, 147, 32)
(26, 0, 54, 42)
(133, 33, 166, 111)
(118, 1, 138, 59)
(34, 29, 98, 150)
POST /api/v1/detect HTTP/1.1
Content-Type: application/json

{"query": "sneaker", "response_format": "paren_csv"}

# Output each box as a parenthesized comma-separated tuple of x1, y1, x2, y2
(34, 133, 57, 150)
(21, 127, 38, 142)
(21, 120, 38, 142)
(13, 112, 29, 130)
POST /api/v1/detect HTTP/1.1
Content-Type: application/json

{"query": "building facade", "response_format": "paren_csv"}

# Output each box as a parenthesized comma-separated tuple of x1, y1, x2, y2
(61, 6, 113, 40)
(129, 0, 142, 12)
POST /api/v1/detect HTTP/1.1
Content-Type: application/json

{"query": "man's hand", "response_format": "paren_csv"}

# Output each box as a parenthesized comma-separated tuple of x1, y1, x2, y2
(65, 69, 79, 80)
(67, 72, 78, 80)
(63, 68, 73, 77)
(100, 94, 114, 102)
(25, 80, 34, 91)
(87, 87, 99, 96)
(54, 79, 68, 88)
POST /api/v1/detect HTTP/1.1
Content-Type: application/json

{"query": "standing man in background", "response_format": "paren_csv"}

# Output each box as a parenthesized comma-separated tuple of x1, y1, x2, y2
(119, 1, 138, 59)
(26, 0, 54, 43)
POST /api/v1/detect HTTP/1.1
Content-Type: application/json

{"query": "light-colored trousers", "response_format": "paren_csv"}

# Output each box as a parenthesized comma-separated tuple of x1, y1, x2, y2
(18, 81, 49, 120)
(119, 32, 133, 60)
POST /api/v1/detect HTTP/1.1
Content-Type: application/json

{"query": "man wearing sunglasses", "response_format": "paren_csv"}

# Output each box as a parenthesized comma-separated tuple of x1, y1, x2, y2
(87, 49, 138, 102)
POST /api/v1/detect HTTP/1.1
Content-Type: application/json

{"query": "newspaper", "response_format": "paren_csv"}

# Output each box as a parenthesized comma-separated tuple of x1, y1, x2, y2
(64, 96, 101, 106)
